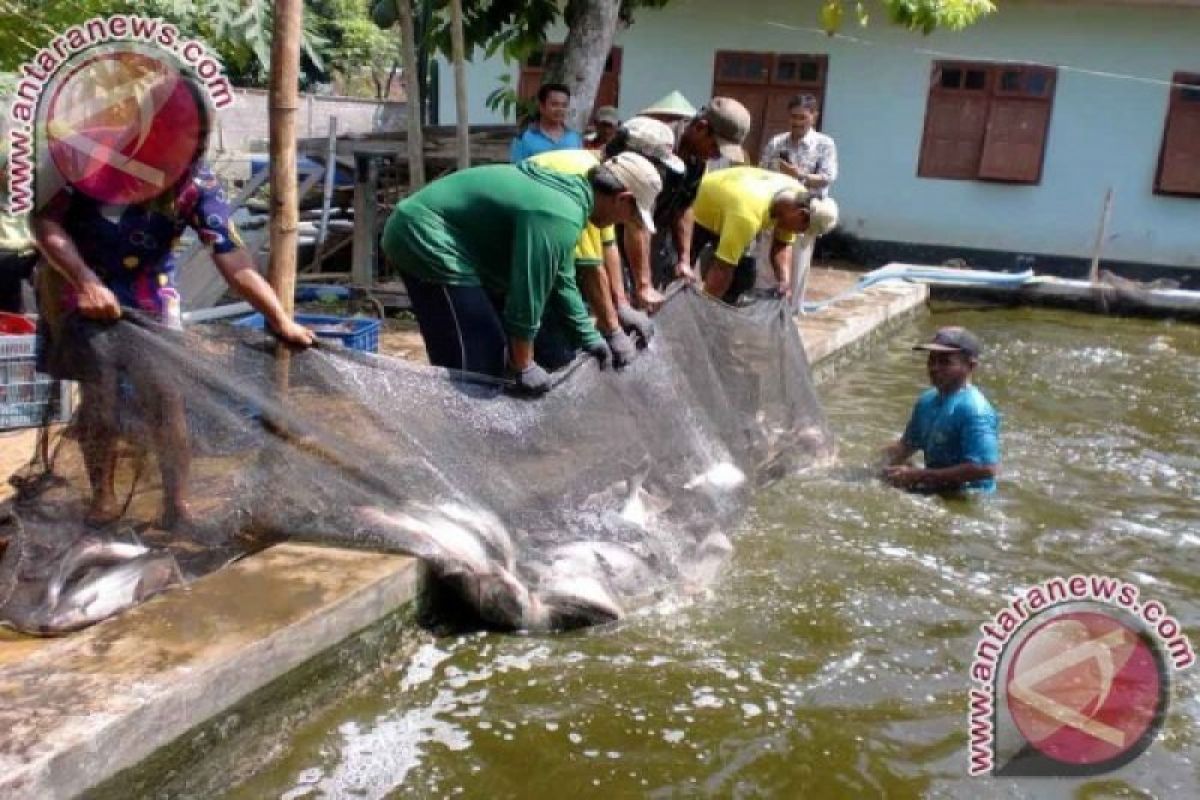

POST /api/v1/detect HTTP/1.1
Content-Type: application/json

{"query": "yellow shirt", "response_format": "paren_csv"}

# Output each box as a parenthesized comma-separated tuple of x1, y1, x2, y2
(528, 149, 614, 268)
(692, 167, 805, 265)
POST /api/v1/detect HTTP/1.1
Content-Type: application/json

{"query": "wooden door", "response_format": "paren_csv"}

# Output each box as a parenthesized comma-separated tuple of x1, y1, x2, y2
(712, 51, 828, 164)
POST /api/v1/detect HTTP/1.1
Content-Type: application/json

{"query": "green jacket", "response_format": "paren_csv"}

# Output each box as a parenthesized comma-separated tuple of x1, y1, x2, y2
(382, 163, 601, 346)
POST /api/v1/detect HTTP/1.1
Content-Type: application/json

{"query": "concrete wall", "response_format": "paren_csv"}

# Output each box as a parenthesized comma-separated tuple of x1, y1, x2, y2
(0, 87, 404, 155)
(437, 1, 1200, 271)
(212, 88, 406, 153)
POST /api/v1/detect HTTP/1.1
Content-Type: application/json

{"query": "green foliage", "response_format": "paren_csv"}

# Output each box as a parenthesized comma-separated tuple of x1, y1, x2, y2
(483, 73, 535, 121)
(322, 1, 402, 98)
(0, 1, 339, 87)
(823, 0, 996, 36)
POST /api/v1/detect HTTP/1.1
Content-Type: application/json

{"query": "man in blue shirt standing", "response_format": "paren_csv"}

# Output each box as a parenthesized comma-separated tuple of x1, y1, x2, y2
(883, 326, 1000, 492)
(510, 83, 584, 162)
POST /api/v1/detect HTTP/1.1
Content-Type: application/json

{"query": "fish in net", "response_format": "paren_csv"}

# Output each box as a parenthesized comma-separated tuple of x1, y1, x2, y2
(1, 288, 835, 634)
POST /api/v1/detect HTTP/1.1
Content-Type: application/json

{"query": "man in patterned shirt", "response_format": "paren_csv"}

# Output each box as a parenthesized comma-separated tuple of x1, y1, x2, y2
(33, 74, 313, 528)
(759, 94, 838, 307)
(759, 94, 837, 197)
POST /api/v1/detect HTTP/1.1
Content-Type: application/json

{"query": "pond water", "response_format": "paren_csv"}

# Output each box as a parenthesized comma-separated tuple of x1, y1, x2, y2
(222, 306, 1200, 799)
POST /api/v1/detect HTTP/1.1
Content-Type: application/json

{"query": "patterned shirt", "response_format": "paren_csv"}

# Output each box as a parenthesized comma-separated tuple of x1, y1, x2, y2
(39, 164, 240, 314)
(759, 129, 838, 198)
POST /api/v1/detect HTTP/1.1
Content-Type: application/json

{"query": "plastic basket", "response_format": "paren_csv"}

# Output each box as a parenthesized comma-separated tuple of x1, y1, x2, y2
(232, 313, 381, 354)
(0, 329, 73, 430)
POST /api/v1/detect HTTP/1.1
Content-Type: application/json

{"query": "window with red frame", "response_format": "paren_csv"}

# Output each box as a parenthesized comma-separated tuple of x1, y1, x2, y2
(918, 61, 1057, 184)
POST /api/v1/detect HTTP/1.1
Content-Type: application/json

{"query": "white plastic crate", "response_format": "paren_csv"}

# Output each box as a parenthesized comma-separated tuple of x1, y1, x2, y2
(0, 333, 73, 430)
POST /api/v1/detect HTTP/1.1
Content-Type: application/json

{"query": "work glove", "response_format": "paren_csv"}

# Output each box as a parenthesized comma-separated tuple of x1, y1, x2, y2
(616, 303, 654, 347)
(582, 338, 613, 370)
(604, 328, 639, 369)
(512, 362, 552, 396)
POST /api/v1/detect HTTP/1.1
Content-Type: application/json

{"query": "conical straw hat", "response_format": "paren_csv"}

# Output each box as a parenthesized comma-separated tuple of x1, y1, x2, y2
(637, 90, 697, 120)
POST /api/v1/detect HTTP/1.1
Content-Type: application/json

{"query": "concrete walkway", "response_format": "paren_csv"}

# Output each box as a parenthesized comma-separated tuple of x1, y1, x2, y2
(0, 268, 927, 798)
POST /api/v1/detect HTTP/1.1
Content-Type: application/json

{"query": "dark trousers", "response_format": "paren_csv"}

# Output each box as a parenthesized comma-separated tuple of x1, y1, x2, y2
(0, 251, 37, 313)
(402, 273, 508, 378)
(691, 226, 756, 304)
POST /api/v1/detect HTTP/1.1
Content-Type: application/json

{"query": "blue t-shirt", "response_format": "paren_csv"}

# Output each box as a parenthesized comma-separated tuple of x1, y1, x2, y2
(510, 124, 584, 162)
(902, 384, 1000, 492)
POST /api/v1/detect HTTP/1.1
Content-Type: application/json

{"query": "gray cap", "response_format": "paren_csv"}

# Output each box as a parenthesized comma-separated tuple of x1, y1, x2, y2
(699, 97, 751, 164)
(621, 116, 685, 174)
(913, 326, 982, 359)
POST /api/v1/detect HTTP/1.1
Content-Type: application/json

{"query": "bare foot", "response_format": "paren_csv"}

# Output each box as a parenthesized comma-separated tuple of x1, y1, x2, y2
(85, 495, 122, 527)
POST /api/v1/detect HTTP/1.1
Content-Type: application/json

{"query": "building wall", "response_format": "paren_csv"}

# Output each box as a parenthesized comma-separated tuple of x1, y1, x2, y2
(438, 1, 1200, 271)
(213, 88, 405, 153)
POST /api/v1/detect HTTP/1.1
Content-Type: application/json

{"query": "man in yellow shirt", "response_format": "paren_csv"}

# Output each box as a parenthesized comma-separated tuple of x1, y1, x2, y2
(530, 118, 683, 364)
(688, 166, 838, 303)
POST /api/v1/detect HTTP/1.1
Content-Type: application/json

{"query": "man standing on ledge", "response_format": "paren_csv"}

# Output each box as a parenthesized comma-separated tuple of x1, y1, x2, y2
(883, 327, 1000, 493)
(510, 83, 583, 162)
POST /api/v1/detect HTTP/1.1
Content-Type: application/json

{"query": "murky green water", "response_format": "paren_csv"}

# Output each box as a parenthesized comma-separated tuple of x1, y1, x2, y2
(223, 307, 1200, 799)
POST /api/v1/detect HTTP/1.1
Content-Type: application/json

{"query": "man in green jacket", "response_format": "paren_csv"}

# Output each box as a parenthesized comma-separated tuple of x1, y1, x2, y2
(382, 152, 662, 395)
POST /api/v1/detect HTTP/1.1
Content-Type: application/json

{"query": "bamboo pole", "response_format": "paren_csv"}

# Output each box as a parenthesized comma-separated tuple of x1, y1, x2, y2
(449, 0, 470, 170)
(396, 0, 426, 188)
(309, 116, 338, 271)
(268, 0, 302, 314)
(1088, 187, 1114, 285)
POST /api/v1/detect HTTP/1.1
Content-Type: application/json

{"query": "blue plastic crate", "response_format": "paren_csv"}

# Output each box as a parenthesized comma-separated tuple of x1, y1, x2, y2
(232, 313, 380, 353)
(0, 332, 73, 430)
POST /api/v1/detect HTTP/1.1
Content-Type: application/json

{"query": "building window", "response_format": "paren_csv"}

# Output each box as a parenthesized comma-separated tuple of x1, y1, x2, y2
(1155, 72, 1200, 197)
(918, 61, 1057, 184)
(712, 51, 829, 162)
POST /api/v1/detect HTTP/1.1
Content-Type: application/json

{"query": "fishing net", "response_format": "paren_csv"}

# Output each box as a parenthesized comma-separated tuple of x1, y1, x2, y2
(0, 287, 834, 634)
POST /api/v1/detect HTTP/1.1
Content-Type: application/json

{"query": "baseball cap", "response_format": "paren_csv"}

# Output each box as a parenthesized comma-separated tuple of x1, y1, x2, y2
(594, 106, 619, 126)
(698, 97, 751, 164)
(807, 196, 839, 236)
(603, 151, 663, 234)
(913, 326, 982, 359)
(621, 116, 685, 174)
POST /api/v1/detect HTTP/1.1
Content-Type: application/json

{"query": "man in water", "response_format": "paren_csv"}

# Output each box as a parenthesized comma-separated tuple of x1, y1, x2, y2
(883, 327, 1000, 492)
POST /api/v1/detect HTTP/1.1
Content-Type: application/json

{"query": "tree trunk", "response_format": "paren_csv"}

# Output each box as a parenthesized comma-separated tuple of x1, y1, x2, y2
(449, 0, 470, 169)
(395, 0, 425, 188)
(550, 0, 621, 132)
(268, 0, 302, 316)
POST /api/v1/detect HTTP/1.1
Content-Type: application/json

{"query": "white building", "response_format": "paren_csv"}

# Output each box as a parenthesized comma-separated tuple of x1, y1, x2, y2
(437, 0, 1200, 284)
